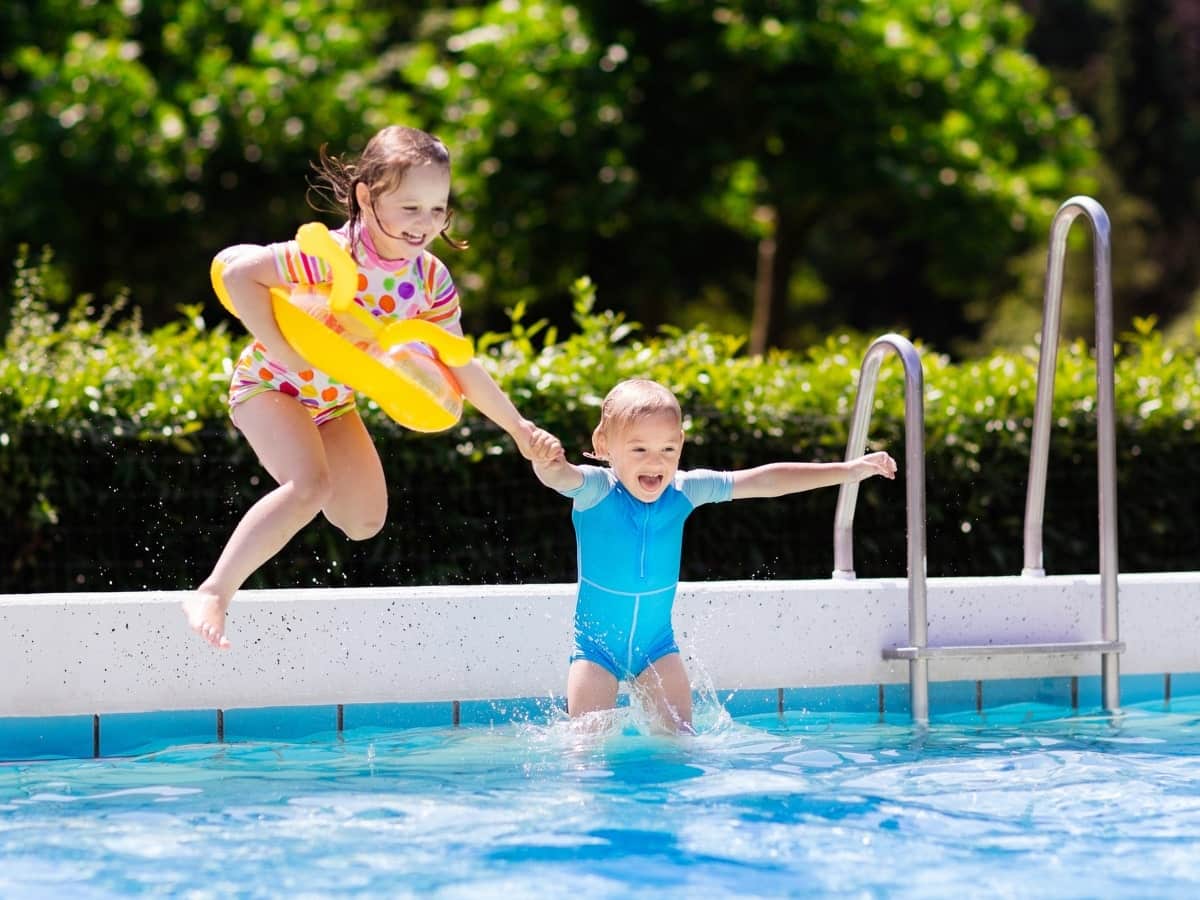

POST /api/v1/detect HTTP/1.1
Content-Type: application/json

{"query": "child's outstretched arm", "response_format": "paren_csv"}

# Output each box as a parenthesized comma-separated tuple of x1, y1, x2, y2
(452, 361, 564, 461)
(730, 451, 897, 500)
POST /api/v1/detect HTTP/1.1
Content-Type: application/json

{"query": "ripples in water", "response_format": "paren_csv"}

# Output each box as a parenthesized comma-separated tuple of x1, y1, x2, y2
(4, 698, 1200, 898)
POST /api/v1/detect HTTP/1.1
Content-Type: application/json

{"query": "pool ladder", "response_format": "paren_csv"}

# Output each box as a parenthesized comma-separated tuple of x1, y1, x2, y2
(832, 196, 1125, 725)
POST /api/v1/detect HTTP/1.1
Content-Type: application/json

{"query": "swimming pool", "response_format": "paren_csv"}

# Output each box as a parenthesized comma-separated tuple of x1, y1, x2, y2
(4, 695, 1200, 898)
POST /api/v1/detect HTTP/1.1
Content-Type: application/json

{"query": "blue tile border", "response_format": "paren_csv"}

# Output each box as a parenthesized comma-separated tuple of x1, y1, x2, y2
(719, 689, 779, 718)
(458, 697, 560, 726)
(341, 701, 453, 731)
(881, 682, 912, 717)
(221, 705, 339, 743)
(984, 676, 1076, 710)
(2, 672, 1198, 762)
(0, 714, 95, 761)
(1167, 672, 1200, 703)
(1114, 673, 1166, 707)
(929, 680, 981, 714)
(783, 684, 880, 714)
(101, 709, 218, 757)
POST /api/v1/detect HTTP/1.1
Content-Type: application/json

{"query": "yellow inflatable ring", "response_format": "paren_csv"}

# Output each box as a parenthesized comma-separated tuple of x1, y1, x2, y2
(211, 223, 472, 433)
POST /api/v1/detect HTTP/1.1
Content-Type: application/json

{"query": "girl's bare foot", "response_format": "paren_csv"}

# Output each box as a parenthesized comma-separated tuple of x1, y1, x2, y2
(182, 589, 232, 649)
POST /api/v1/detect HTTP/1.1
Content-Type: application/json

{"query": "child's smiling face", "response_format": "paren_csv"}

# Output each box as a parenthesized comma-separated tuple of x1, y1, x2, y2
(356, 164, 451, 259)
(597, 411, 684, 502)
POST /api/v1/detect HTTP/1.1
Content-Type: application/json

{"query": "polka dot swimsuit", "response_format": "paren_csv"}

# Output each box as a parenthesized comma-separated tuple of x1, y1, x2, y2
(227, 223, 462, 425)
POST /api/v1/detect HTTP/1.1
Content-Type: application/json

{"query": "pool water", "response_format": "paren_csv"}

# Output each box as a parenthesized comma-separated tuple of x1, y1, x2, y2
(4, 698, 1200, 899)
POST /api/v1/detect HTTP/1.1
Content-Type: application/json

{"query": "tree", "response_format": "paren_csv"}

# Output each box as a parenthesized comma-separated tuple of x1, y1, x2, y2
(0, 0, 421, 321)
(411, 0, 1097, 352)
(1024, 0, 1200, 331)
(2, 0, 1097, 354)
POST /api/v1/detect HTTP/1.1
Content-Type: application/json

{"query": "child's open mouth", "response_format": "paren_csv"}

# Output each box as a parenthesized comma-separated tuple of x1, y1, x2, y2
(400, 231, 426, 245)
(638, 474, 664, 492)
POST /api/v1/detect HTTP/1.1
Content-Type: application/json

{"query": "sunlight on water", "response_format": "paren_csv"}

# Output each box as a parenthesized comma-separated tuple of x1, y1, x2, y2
(4, 698, 1200, 898)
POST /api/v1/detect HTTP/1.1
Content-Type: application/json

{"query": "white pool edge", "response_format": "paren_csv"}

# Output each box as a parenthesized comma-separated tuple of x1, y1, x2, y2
(3, 572, 1199, 718)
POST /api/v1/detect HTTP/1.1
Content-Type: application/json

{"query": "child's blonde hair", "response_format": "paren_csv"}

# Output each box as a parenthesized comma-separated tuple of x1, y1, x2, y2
(590, 379, 682, 456)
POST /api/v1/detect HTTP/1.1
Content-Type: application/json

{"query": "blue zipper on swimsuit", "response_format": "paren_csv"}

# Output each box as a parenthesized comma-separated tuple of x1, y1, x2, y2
(639, 503, 649, 578)
(629, 503, 651, 672)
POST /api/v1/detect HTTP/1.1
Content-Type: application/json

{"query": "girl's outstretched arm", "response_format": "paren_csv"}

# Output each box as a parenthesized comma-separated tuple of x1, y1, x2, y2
(452, 360, 563, 460)
(730, 451, 897, 500)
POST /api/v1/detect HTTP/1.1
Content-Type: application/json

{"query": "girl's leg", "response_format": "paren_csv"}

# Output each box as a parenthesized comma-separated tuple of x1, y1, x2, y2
(634, 653, 694, 733)
(184, 392, 334, 648)
(567, 659, 620, 718)
(315, 409, 387, 540)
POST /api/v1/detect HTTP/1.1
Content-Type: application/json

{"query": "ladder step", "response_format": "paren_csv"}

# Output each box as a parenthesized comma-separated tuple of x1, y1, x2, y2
(883, 640, 1125, 660)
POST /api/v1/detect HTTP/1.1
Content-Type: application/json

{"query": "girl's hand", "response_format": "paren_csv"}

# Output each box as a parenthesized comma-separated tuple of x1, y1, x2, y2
(516, 421, 563, 462)
(529, 435, 581, 491)
(854, 451, 898, 481)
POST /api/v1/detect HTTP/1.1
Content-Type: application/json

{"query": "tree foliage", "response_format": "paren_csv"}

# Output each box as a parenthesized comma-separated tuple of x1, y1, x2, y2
(411, 0, 1098, 350)
(1022, 0, 1200, 333)
(1, 0, 420, 317)
(3, 0, 1099, 352)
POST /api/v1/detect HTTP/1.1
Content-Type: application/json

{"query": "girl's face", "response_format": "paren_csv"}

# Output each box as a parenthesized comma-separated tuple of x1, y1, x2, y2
(356, 164, 451, 259)
(595, 411, 684, 503)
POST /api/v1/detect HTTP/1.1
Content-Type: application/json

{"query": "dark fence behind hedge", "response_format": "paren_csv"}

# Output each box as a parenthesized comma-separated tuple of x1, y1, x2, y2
(3, 413, 1196, 595)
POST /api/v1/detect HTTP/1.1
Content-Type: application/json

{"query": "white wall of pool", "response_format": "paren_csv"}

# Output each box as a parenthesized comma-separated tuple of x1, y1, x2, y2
(3, 572, 1199, 724)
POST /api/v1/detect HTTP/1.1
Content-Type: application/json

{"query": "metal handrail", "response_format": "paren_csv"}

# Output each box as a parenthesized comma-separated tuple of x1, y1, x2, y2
(831, 334, 931, 721)
(1020, 195, 1121, 713)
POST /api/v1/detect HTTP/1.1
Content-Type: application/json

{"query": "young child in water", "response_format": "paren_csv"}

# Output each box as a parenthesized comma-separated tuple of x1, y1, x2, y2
(184, 125, 560, 649)
(527, 378, 896, 732)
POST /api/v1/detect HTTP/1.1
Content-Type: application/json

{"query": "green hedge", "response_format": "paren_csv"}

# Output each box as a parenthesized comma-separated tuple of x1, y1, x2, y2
(2, 250, 1198, 593)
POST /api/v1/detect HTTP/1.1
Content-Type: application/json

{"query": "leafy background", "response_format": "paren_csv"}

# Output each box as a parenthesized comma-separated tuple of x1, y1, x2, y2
(1, 1, 1197, 591)
(4, 1, 1196, 352)
(2, 253, 1195, 592)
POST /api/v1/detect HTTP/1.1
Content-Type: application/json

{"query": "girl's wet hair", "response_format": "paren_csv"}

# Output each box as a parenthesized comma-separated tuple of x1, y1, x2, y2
(590, 379, 682, 456)
(307, 125, 467, 255)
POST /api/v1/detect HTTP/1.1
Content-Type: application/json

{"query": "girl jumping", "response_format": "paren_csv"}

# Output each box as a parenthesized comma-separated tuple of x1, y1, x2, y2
(185, 125, 560, 649)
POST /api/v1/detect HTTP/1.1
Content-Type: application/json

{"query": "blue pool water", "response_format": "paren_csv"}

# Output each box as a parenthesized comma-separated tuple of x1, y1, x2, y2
(4, 698, 1200, 899)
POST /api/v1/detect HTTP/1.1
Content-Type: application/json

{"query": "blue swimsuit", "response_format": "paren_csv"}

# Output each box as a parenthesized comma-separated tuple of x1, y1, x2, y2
(558, 466, 733, 680)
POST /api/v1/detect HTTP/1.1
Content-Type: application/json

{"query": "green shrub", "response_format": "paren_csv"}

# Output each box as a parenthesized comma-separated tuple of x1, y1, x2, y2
(2, 253, 1198, 593)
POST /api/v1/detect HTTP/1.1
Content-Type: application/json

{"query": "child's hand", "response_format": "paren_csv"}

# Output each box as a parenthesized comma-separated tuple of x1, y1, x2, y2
(517, 422, 564, 462)
(854, 451, 897, 481)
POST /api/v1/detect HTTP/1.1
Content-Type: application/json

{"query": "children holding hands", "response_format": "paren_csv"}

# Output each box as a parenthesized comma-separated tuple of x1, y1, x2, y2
(186, 126, 894, 741)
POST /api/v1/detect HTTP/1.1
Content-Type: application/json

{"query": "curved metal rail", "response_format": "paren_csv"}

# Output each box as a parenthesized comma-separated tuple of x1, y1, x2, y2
(833, 196, 1125, 724)
(1021, 195, 1122, 713)
(831, 334, 931, 720)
